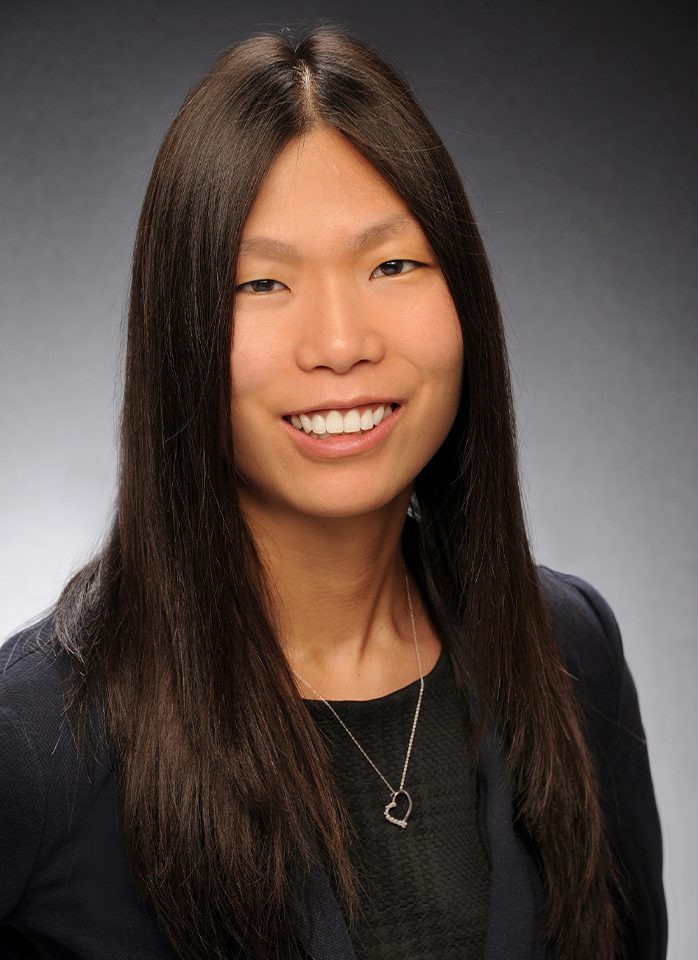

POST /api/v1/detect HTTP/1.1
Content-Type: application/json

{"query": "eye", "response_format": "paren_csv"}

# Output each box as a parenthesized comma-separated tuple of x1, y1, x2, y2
(371, 259, 423, 278)
(235, 278, 286, 295)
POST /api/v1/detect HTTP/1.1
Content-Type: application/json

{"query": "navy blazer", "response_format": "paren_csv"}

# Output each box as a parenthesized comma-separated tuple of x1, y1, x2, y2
(0, 565, 667, 959)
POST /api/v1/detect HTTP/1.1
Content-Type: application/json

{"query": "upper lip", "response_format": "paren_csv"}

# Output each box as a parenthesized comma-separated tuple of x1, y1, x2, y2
(283, 396, 401, 417)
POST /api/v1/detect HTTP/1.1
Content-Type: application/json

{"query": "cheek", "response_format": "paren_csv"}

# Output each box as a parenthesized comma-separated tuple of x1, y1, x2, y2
(431, 318, 463, 377)
(230, 321, 285, 408)
(409, 293, 464, 393)
(229, 326, 284, 465)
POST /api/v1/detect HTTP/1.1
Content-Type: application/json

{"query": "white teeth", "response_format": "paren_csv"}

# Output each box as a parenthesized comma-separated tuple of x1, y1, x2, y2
(359, 408, 374, 430)
(342, 410, 361, 433)
(325, 411, 344, 434)
(311, 413, 325, 434)
(287, 403, 396, 437)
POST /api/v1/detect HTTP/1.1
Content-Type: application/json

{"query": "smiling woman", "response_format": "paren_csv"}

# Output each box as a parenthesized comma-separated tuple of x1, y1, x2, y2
(0, 20, 666, 960)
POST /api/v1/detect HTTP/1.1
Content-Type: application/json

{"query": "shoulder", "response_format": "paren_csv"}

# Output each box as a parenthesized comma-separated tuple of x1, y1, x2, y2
(0, 620, 184, 951)
(0, 613, 63, 915)
(0, 612, 112, 918)
(0, 611, 70, 769)
(535, 564, 624, 733)
(1, 609, 61, 695)
(535, 566, 668, 958)
(0, 608, 112, 782)
(0, 611, 67, 766)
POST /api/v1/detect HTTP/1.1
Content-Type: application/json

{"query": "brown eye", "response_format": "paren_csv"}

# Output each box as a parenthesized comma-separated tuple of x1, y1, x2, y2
(236, 278, 285, 294)
(371, 259, 422, 278)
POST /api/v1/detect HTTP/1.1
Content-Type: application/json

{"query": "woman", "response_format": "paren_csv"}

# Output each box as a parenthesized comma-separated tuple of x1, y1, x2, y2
(0, 23, 666, 960)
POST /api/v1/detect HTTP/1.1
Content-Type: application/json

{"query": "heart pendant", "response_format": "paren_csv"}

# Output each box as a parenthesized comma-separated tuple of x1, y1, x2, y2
(383, 789, 412, 828)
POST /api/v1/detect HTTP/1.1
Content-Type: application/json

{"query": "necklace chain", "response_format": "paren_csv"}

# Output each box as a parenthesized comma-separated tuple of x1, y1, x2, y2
(291, 567, 424, 828)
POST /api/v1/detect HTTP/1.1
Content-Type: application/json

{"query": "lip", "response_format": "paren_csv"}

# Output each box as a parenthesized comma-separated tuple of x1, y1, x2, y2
(281, 403, 403, 458)
(283, 396, 401, 417)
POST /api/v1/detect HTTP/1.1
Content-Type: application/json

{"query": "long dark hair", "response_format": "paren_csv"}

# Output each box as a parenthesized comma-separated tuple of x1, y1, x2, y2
(50, 22, 626, 960)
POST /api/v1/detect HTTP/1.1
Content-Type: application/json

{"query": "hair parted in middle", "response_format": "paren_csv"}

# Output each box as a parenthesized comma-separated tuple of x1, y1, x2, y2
(50, 20, 627, 960)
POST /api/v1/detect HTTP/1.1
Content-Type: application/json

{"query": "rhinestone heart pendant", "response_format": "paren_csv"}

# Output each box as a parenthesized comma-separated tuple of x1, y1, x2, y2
(383, 789, 413, 828)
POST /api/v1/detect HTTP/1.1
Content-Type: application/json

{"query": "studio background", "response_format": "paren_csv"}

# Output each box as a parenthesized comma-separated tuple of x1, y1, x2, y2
(1, 2, 695, 956)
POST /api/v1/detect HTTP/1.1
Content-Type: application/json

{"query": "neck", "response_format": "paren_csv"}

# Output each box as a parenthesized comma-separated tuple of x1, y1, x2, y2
(239, 487, 427, 696)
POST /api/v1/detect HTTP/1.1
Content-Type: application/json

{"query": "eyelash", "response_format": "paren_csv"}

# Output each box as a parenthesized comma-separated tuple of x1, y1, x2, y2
(235, 259, 424, 295)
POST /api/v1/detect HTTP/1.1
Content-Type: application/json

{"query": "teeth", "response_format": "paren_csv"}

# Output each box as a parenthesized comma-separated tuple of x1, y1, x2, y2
(325, 411, 344, 434)
(288, 403, 396, 437)
(360, 409, 374, 430)
(311, 413, 325, 434)
(343, 410, 361, 433)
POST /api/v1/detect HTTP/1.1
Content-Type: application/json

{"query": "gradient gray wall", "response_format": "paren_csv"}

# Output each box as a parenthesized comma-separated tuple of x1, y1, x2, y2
(1, 1, 695, 955)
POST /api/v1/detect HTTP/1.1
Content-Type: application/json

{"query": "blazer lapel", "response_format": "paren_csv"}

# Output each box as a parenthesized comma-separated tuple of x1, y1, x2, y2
(477, 721, 548, 960)
(293, 855, 358, 960)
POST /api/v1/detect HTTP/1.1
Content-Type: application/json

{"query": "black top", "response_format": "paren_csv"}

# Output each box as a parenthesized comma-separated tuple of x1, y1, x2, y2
(304, 644, 491, 959)
(0, 565, 667, 959)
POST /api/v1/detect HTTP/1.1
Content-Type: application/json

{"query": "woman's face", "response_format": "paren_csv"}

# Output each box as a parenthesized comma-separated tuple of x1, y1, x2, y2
(230, 126, 463, 521)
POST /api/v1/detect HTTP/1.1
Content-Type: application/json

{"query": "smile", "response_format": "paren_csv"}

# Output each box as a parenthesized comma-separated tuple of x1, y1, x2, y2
(283, 403, 399, 439)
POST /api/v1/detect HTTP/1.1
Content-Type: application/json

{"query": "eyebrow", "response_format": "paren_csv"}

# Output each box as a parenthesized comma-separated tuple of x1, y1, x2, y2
(237, 212, 420, 261)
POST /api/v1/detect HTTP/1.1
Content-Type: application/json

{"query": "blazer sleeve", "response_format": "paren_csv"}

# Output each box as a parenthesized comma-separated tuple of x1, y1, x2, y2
(0, 706, 47, 920)
(595, 594, 667, 960)
(559, 573, 668, 960)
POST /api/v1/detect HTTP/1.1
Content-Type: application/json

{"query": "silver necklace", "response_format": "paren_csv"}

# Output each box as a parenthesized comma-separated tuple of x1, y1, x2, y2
(292, 569, 424, 829)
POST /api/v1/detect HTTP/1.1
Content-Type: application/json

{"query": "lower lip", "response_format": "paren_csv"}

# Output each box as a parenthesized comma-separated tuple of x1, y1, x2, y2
(281, 405, 402, 459)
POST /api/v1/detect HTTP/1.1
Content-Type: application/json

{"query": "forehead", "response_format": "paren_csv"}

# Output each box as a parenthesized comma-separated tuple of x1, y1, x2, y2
(239, 127, 422, 249)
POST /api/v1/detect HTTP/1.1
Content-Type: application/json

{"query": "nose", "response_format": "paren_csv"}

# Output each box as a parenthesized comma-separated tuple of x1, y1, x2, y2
(294, 277, 386, 374)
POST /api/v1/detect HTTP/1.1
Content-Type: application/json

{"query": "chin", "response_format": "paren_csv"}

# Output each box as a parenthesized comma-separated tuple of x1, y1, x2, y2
(287, 488, 407, 521)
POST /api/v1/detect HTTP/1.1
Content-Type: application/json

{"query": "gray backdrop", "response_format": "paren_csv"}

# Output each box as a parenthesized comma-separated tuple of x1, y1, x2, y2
(1, 1, 695, 955)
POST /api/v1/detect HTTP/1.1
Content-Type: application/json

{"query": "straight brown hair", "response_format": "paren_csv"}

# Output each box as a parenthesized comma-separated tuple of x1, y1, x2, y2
(50, 21, 627, 960)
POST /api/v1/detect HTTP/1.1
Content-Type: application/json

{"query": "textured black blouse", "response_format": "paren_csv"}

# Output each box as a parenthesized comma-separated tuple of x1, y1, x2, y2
(304, 644, 491, 959)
